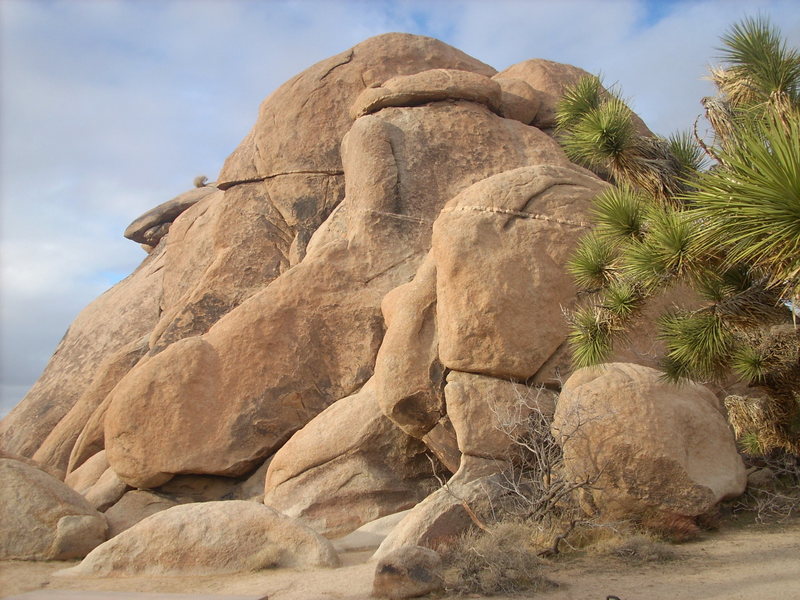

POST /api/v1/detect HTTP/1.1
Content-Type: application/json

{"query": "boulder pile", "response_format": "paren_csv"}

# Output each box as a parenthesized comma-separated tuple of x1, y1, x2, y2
(0, 33, 745, 572)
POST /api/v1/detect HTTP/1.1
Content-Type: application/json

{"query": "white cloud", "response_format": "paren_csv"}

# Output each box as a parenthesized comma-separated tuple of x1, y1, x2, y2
(1, 0, 798, 417)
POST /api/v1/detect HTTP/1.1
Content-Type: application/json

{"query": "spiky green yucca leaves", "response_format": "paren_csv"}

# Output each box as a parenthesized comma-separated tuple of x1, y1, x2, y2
(560, 97, 637, 174)
(567, 233, 618, 290)
(560, 17, 799, 442)
(659, 311, 733, 381)
(567, 305, 615, 368)
(718, 16, 800, 107)
(555, 74, 603, 131)
(731, 344, 770, 383)
(556, 76, 694, 202)
(592, 184, 648, 242)
(625, 208, 702, 291)
(602, 280, 643, 319)
(685, 111, 800, 299)
(567, 186, 649, 290)
(667, 131, 707, 176)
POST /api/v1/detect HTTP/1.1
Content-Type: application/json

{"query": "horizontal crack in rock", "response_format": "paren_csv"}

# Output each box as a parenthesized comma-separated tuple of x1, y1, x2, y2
(217, 170, 344, 191)
(440, 205, 590, 228)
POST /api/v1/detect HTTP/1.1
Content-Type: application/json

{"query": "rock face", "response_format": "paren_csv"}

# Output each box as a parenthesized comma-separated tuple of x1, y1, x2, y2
(351, 68, 502, 118)
(0, 458, 107, 560)
(0, 33, 731, 562)
(373, 545, 444, 600)
(36, 337, 150, 475)
(64, 450, 129, 512)
(496, 58, 652, 135)
(65, 450, 110, 494)
(60, 501, 339, 577)
(444, 371, 557, 481)
(553, 363, 747, 522)
(374, 475, 511, 560)
(124, 186, 218, 246)
(433, 165, 603, 380)
(0, 249, 163, 459)
(100, 35, 587, 491)
(374, 256, 444, 440)
(104, 490, 184, 538)
(263, 379, 439, 538)
(103, 247, 388, 488)
(217, 33, 496, 186)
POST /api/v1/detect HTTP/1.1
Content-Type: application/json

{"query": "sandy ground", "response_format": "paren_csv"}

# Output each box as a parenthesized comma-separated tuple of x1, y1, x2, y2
(2, 519, 799, 600)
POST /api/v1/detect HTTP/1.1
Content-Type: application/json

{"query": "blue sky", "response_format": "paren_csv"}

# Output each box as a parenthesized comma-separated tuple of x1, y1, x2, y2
(1, 0, 799, 416)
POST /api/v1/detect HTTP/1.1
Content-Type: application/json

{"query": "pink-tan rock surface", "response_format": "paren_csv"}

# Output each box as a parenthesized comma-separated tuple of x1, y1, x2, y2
(103, 490, 184, 538)
(35, 337, 150, 475)
(217, 33, 496, 186)
(373, 256, 444, 440)
(433, 165, 605, 380)
(60, 501, 339, 577)
(0, 458, 107, 560)
(124, 185, 218, 245)
(0, 33, 742, 570)
(263, 379, 438, 538)
(104, 243, 387, 488)
(147, 184, 295, 353)
(553, 363, 747, 522)
(65, 450, 111, 494)
(496, 58, 653, 135)
(350, 68, 502, 118)
(83, 468, 129, 513)
(373, 475, 511, 560)
(492, 75, 541, 123)
(0, 248, 163, 459)
(103, 38, 594, 490)
(444, 371, 557, 481)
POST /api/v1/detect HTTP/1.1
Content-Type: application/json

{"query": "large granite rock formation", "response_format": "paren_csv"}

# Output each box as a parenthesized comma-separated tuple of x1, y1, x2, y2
(1, 33, 744, 556)
(1, 458, 107, 560)
(553, 363, 747, 523)
(58, 501, 339, 577)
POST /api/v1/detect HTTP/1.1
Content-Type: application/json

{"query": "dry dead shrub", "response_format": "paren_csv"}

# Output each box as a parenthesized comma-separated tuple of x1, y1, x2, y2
(731, 452, 800, 523)
(557, 519, 623, 549)
(725, 394, 799, 454)
(489, 385, 603, 533)
(439, 521, 555, 596)
(734, 487, 800, 523)
(638, 510, 702, 542)
(605, 533, 677, 564)
(193, 174, 208, 188)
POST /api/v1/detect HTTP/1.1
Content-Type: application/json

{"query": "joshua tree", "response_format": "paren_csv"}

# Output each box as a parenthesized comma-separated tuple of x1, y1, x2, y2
(558, 16, 800, 455)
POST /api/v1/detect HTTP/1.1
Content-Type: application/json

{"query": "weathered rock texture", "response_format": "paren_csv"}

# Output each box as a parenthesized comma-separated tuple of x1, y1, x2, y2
(445, 371, 557, 482)
(1, 458, 107, 560)
(60, 501, 339, 577)
(373, 545, 444, 599)
(34, 337, 150, 475)
(496, 58, 653, 135)
(264, 379, 438, 538)
(64, 450, 129, 511)
(351, 68, 502, 118)
(0, 250, 163, 458)
(0, 33, 721, 552)
(103, 490, 185, 538)
(374, 475, 512, 560)
(433, 165, 603, 380)
(124, 185, 218, 246)
(553, 363, 747, 521)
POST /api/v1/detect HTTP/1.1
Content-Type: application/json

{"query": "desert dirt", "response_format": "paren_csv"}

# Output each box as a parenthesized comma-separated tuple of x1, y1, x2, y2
(1, 518, 798, 600)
